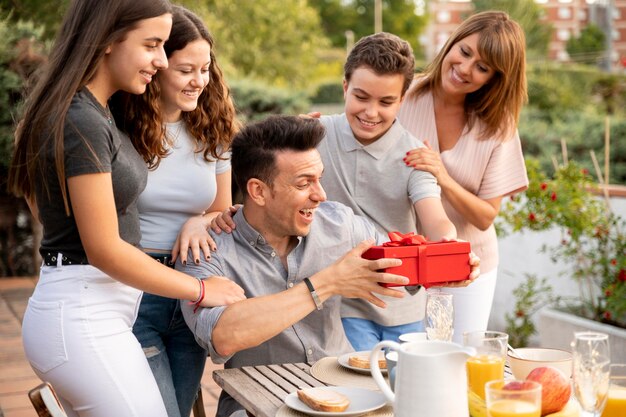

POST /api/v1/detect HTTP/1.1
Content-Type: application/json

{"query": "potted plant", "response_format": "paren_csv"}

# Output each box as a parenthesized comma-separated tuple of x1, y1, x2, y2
(497, 158, 626, 359)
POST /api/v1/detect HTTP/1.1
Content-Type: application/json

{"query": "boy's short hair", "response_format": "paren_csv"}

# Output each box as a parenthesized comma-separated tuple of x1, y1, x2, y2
(231, 115, 326, 198)
(344, 32, 415, 96)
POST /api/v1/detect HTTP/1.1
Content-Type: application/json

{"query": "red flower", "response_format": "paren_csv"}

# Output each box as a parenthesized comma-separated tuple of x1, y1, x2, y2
(516, 310, 525, 318)
(540, 183, 548, 190)
(595, 226, 608, 237)
(582, 168, 589, 175)
(529, 213, 536, 221)
(603, 311, 612, 320)
(605, 289, 613, 297)
(550, 192, 557, 201)
(611, 259, 617, 266)
(618, 269, 626, 282)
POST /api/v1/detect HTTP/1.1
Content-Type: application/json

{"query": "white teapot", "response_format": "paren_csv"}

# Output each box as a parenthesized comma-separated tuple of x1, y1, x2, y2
(370, 340, 475, 417)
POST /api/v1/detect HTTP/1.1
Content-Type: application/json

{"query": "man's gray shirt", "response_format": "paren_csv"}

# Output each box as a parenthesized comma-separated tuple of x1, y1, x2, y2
(179, 201, 382, 417)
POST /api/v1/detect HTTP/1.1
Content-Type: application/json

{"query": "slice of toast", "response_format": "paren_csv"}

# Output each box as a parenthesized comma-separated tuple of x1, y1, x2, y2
(297, 388, 350, 412)
(348, 352, 386, 369)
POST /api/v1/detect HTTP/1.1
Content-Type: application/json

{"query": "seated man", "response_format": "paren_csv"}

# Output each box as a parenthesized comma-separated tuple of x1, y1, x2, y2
(179, 115, 477, 417)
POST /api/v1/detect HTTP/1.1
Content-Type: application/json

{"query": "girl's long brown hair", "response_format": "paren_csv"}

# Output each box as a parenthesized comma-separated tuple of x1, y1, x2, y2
(410, 11, 527, 141)
(113, 5, 238, 168)
(8, 0, 172, 213)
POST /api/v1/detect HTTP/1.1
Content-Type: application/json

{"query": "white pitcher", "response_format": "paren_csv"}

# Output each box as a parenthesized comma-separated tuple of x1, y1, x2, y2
(370, 340, 476, 417)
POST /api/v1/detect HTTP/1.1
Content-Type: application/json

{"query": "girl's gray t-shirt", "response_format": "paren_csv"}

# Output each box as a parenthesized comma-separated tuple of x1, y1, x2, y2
(36, 88, 148, 262)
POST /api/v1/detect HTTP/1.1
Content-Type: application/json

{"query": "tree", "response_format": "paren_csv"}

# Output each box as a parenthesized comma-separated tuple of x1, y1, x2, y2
(566, 24, 606, 66)
(309, 0, 428, 59)
(0, 0, 69, 39)
(472, 0, 552, 59)
(202, 0, 329, 89)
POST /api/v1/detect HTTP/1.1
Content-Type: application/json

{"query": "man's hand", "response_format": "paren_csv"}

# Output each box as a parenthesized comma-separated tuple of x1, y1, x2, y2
(311, 240, 409, 308)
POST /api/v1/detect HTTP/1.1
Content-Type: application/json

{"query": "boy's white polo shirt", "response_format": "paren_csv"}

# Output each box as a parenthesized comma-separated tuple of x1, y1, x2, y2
(318, 113, 441, 326)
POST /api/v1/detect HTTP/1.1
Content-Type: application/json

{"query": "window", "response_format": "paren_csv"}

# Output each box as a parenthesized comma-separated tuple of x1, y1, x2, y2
(437, 11, 451, 23)
(557, 29, 571, 41)
(558, 7, 572, 19)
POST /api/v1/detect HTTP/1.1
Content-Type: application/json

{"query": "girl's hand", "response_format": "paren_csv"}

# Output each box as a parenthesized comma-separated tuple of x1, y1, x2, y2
(404, 140, 450, 186)
(172, 215, 215, 265)
(210, 204, 241, 234)
(199, 276, 246, 307)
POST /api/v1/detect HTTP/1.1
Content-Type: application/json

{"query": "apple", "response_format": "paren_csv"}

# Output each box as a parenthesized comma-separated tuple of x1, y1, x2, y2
(526, 366, 572, 416)
(503, 381, 537, 391)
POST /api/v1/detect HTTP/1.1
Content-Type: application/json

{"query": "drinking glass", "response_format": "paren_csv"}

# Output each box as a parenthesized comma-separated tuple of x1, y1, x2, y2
(464, 331, 508, 402)
(601, 364, 626, 417)
(486, 379, 541, 417)
(425, 290, 453, 342)
(572, 332, 611, 417)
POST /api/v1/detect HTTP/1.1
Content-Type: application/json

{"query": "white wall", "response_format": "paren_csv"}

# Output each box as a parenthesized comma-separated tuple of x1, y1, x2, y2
(489, 195, 626, 344)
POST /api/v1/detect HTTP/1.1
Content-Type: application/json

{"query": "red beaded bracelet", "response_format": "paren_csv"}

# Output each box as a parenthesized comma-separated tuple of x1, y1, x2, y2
(188, 278, 205, 313)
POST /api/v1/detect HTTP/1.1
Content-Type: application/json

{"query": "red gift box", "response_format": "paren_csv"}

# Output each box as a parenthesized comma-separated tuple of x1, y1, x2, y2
(362, 232, 471, 288)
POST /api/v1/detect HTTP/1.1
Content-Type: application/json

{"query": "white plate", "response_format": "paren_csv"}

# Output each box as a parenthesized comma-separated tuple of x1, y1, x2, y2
(337, 351, 388, 375)
(285, 386, 387, 417)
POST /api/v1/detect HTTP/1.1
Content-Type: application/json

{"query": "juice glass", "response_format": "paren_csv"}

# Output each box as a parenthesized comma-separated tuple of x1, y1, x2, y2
(464, 331, 508, 400)
(602, 364, 626, 417)
(486, 380, 541, 417)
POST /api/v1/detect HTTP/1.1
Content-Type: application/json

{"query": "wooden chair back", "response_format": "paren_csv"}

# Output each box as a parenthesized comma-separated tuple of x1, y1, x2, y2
(28, 382, 68, 417)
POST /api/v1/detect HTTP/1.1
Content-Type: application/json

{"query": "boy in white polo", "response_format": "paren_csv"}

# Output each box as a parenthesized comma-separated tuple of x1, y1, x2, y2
(317, 32, 458, 350)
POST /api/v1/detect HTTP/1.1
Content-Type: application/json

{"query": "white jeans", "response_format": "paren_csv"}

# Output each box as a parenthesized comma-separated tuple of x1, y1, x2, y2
(439, 268, 498, 344)
(22, 262, 167, 417)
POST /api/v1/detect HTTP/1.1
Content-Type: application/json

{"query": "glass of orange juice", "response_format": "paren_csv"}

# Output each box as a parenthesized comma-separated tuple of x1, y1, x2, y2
(486, 380, 541, 417)
(464, 331, 508, 401)
(602, 364, 626, 417)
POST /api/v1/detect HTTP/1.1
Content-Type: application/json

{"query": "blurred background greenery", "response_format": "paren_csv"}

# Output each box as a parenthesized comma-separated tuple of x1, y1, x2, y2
(0, 0, 624, 276)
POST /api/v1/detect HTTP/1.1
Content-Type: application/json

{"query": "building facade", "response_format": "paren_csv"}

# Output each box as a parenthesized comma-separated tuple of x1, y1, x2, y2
(424, 0, 626, 70)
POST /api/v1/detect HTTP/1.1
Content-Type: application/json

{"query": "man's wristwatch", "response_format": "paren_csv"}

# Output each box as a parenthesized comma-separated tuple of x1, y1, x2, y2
(303, 277, 323, 310)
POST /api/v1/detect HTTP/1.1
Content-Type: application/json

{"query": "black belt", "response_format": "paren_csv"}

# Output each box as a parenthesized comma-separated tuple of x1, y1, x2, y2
(43, 252, 89, 266)
(148, 253, 175, 268)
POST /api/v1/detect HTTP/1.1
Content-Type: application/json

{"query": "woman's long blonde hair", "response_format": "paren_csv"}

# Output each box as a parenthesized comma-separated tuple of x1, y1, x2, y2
(8, 0, 172, 213)
(410, 11, 527, 141)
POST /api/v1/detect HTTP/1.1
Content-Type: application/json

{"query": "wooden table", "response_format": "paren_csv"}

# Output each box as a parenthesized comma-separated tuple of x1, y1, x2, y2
(213, 363, 326, 417)
(213, 360, 513, 417)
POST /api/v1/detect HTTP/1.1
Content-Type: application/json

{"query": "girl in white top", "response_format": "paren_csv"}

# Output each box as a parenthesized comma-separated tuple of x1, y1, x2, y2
(398, 11, 529, 343)
(113, 6, 244, 417)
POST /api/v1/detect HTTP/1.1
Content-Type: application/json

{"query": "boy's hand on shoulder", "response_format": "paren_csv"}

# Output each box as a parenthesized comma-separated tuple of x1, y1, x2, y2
(210, 205, 240, 234)
(299, 111, 321, 119)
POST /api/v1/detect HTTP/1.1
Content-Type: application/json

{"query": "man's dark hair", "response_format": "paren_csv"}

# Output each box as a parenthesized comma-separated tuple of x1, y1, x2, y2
(232, 115, 325, 198)
(344, 32, 415, 96)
